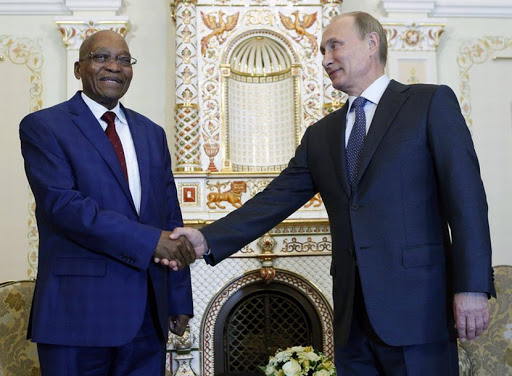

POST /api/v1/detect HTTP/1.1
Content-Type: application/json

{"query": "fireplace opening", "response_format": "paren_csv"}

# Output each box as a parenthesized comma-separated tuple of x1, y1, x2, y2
(214, 281, 323, 375)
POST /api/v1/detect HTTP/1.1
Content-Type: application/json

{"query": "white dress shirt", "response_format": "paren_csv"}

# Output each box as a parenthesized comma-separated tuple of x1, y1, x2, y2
(81, 93, 141, 214)
(345, 74, 391, 147)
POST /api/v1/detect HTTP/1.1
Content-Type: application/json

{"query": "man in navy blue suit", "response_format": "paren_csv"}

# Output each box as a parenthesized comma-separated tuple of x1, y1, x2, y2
(20, 30, 196, 375)
(168, 12, 495, 375)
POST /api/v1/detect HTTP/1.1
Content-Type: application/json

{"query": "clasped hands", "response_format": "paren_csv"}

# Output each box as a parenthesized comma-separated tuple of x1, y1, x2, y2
(153, 228, 207, 271)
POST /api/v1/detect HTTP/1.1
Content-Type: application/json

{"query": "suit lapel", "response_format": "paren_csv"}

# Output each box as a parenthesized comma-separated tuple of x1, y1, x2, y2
(356, 80, 409, 188)
(327, 104, 351, 196)
(68, 93, 135, 210)
(123, 106, 150, 219)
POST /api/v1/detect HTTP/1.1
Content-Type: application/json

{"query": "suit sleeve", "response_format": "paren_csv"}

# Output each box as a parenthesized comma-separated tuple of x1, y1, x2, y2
(427, 85, 495, 297)
(20, 113, 162, 271)
(201, 126, 318, 265)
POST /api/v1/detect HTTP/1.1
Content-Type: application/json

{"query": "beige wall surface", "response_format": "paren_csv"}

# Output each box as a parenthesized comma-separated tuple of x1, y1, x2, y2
(0, 61, 32, 280)
(0, 0, 511, 281)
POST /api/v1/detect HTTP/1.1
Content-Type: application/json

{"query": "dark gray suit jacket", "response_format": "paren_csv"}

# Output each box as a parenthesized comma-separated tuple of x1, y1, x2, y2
(201, 80, 495, 346)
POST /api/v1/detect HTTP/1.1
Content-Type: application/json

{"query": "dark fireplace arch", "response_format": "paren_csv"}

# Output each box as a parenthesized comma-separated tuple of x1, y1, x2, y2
(200, 269, 334, 376)
(214, 281, 323, 375)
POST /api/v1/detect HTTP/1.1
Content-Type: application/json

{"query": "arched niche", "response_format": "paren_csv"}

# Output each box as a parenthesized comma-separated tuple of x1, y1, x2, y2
(220, 30, 302, 172)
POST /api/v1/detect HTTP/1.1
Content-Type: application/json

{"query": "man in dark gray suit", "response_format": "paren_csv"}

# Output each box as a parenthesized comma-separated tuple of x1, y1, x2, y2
(164, 11, 495, 375)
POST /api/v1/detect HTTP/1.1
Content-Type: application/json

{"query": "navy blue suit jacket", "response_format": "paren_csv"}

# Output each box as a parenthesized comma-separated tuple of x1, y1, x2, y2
(20, 92, 193, 346)
(201, 81, 495, 346)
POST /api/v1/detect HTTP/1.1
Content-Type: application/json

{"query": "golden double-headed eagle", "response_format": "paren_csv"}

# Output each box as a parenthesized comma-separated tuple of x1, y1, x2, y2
(279, 11, 318, 54)
(200, 11, 240, 56)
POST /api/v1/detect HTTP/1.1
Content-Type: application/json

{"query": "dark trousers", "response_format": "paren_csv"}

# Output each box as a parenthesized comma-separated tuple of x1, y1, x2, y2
(38, 289, 166, 376)
(335, 270, 459, 376)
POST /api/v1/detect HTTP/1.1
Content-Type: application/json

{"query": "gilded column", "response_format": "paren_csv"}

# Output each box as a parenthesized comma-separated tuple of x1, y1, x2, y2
(172, 0, 202, 172)
(321, 0, 345, 115)
(55, 17, 130, 99)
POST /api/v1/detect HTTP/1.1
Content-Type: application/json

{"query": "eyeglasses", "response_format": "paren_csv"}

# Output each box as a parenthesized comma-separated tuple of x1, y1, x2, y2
(78, 52, 137, 67)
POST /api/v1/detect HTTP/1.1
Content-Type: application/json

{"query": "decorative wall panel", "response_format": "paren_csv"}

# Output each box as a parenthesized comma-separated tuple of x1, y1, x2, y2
(0, 35, 43, 279)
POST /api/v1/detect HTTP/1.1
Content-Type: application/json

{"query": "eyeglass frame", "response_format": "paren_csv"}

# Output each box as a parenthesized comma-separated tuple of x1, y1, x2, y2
(78, 52, 137, 67)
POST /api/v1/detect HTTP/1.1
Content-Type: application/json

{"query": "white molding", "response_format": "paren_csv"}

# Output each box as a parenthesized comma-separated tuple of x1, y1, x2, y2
(0, 1, 69, 15)
(381, 1, 436, 14)
(381, 0, 512, 18)
(0, 0, 122, 15)
(65, 0, 122, 12)
(431, 6, 512, 18)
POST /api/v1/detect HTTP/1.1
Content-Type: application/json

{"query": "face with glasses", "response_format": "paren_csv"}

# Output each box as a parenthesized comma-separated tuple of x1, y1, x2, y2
(74, 30, 134, 110)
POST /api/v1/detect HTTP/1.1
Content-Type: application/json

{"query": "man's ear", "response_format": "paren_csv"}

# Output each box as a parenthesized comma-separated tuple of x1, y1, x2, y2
(367, 31, 379, 57)
(74, 61, 81, 80)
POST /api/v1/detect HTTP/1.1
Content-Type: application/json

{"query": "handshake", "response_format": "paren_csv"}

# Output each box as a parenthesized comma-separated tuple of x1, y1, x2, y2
(153, 227, 207, 271)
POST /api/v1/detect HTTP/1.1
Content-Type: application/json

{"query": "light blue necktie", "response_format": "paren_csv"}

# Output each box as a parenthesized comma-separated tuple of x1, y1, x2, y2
(346, 97, 368, 190)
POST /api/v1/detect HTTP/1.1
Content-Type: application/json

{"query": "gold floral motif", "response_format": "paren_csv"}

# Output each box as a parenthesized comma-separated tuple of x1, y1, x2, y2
(4, 292, 25, 311)
(182, 9, 193, 24)
(457, 37, 512, 128)
(0, 281, 39, 375)
(181, 47, 192, 63)
(403, 29, 421, 46)
(182, 66, 193, 84)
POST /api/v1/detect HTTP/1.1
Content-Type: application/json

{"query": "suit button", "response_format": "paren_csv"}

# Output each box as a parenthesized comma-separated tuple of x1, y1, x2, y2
(351, 204, 359, 211)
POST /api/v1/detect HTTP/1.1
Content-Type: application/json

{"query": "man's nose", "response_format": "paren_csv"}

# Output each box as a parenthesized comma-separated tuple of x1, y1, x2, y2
(322, 52, 331, 69)
(104, 57, 122, 70)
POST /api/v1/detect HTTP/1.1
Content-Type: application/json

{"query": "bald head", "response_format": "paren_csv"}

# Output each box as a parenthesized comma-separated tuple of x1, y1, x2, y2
(74, 30, 133, 109)
(79, 30, 128, 61)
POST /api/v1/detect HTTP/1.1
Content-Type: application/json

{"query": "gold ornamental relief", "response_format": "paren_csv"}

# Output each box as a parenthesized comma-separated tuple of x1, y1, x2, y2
(57, 21, 128, 48)
(245, 10, 275, 26)
(200, 11, 240, 56)
(457, 36, 512, 128)
(206, 181, 247, 210)
(171, 0, 196, 24)
(283, 236, 331, 253)
(279, 11, 319, 54)
(303, 192, 323, 208)
(403, 29, 421, 47)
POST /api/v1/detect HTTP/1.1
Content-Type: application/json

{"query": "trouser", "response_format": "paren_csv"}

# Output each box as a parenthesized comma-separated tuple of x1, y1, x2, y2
(38, 281, 166, 376)
(335, 269, 459, 375)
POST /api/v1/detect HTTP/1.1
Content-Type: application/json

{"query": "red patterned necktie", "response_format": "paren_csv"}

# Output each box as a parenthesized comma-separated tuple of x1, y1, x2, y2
(101, 111, 128, 181)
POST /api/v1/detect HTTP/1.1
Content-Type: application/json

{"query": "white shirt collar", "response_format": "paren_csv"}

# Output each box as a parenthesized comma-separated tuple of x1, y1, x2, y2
(80, 92, 127, 125)
(347, 74, 390, 114)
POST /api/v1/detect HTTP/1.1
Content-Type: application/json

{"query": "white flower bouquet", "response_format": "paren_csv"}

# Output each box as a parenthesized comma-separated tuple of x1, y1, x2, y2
(259, 346, 336, 376)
